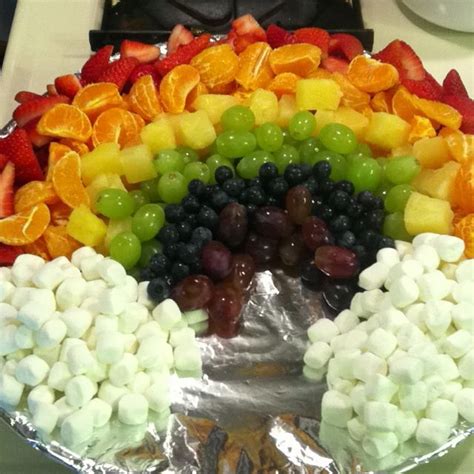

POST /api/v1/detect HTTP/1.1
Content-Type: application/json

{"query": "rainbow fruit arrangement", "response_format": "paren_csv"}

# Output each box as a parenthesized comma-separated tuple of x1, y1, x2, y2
(0, 15, 473, 339)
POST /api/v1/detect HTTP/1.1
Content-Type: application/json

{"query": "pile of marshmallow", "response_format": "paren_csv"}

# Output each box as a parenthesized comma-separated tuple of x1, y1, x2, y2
(0, 247, 206, 448)
(303, 233, 474, 460)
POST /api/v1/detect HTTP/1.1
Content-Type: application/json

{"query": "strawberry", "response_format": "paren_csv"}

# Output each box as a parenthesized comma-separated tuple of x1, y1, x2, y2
(120, 40, 160, 64)
(14, 91, 42, 104)
(81, 45, 114, 84)
(403, 72, 443, 101)
(373, 39, 425, 81)
(98, 57, 139, 91)
(155, 34, 211, 77)
(294, 28, 330, 57)
(266, 24, 293, 48)
(167, 24, 193, 55)
(328, 33, 363, 61)
(443, 69, 469, 98)
(0, 154, 9, 171)
(0, 162, 15, 218)
(46, 84, 58, 96)
(13, 95, 69, 127)
(22, 118, 53, 148)
(128, 64, 161, 87)
(441, 95, 474, 134)
(228, 14, 266, 54)
(0, 244, 23, 266)
(54, 74, 82, 99)
(0, 129, 43, 184)
(322, 56, 349, 74)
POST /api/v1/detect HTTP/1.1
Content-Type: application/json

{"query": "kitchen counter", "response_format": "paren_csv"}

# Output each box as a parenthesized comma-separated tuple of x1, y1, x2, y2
(0, 0, 473, 472)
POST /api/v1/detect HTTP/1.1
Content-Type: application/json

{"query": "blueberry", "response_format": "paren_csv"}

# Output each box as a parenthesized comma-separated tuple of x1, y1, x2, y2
(202, 184, 216, 202)
(246, 203, 257, 216)
(300, 260, 324, 291)
(164, 204, 185, 223)
(364, 209, 385, 231)
(170, 262, 190, 283)
(337, 230, 356, 248)
(139, 267, 156, 282)
(188, 179, 206, 198)
(246, 186, 266, 206)
(210, 190, 231, 211)
(189, 259, 202, 274)
(179, 242, 200, 264)
(357, 190, 376, 209)
(346, 200, 363, 218)
(358, 229, 379, 248)
(303, 176, 319, 195)
(147, 277, 170, 302)
(197, 206, 218, 230)
(259, 162, 278, 182)
(222, 178, 246, 197)
(284, 164, 305, 186)
(248, 177, 262, 188)
(158, 225, 180, 245)
(185, 213, 198, 229)
(215, 166, 233, 185)
(352, 244, 368, 263)
(377, 236, 395, 249)
(335, 180, 355, 195)
(313, 161, 331, 180)
(328, 190, 350, 211)
(191, 226, 213, 245)
(330, 215, 351, 233)
(182, 194, 201, 214)
(300, 163, 312, 180)
(163, 242, 179, 259)
(322, 280, 356, 313)
(319, 205, 334, 221)
(319, 179, 335, 195)
(176, 220, 192, 241)
(266, 195, 280, 207)
(239, 187, 250, 204)
(266, 177, 288, 197)
(149, 253, 169, 276)
(372, 196, 384, 210)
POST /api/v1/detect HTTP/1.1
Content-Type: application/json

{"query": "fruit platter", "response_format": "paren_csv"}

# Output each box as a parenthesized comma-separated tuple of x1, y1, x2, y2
(0, 14, 473, 472)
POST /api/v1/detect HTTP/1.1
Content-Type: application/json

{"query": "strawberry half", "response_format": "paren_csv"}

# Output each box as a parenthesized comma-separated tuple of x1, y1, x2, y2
(98, 57, 139, 91)
(13, 95, 69, 128)
(128, 64, 161, 87)
(294, 28, 330, 57)
(322, 56, 349, 74)
(441, 95, 474, 134)
(403, 72, 443, 101)
(228, 14, 266, 54)
(0, 154, 9, 172)
(0, 129, 43, 184)
(54, 74, 82, 99)
(0, 161, 15, 218)
(120, 40, 160, 64)
(328, 33, 363, 61)
(81, 45, 114, 84)
(373, 39, 425, 81)
(167, 24, 193, 55)
(22, 118, 53, 148)
(46, 84, 59, 96)
(0, 244, 23, 266)
(266, 24, 293, 48)
(14, 91, 43, 104)
(443, 69, 469, 98)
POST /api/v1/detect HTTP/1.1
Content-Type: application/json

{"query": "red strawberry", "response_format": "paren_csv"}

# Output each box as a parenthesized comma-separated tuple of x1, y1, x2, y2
(81, 45, 114, 84)
(0, 154, 8, 171)
(0, 129, 43, 184)
(373, 39, 425, 81)
(0, 161, 15, 218)
(98, 57, 139, 91)
(155, 34, 211, 77)
(120, 40, 160, 64)
(14, 91, 43, 104)
(266, 24, 293, 48)
(22, 118, 53, 148)
(403, 72, 443, 101)
(46, 84, 58, 96)
(322, 56, 349, 74)
(13, 95, 69, 127)
(0, 244, 23, 266)
(294, 28, 330, 56)
(54, 74, 82, 99)
(128, 64, 161, 87)
(229, 14, 266, 54)
(328, 33, 363, 61)
(167, 24, 193, 55)
(441, 95, 474, 134)
(443, 69, 469, 98)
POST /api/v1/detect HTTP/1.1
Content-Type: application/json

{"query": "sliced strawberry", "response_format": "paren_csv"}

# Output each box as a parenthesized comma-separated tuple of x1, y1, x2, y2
(443, 69, 469, 98)
(0, 161, 15, 218)
(13, 95, 69, 128)
(14, 91, 43, 104)
(0, 244, 23, 266)
(294, 27, 330, 56)
(0, 154, 9, 171)
(229, 14, 266, 54)
(98, 57, 139, 91)
(54, 74, 82, 99)
(155, 34, 211, 77)
(328, 33, 363, 61)
(0, 129, 43, 184)
(128, 64, 161, 87)
(403, 72, 443, 101)
(81, 45, 114, 84)
(322, 56, 349, 74)
(22, 118, 53, 148)
(120, 40, 160, 64)
(266, 24, 293, 48)
(373, 39, 425, 81)
(167, 24, 193, 55)
(441, 95, 474, 134)
(46, 84, 58, 96)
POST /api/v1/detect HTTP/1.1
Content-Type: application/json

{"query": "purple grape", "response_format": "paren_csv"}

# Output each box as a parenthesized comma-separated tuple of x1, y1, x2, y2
(285, 185, 312, 225)
(245, 232, 278, 264)
(279, 232, 306, 266)
(314, 245, 359, 279)
(171, 275, 214, 311)
(201, 240, 233, 281)
(302, 216, 334, 251)
(253, 206, 294, 239)
(217, 202, 248, 248)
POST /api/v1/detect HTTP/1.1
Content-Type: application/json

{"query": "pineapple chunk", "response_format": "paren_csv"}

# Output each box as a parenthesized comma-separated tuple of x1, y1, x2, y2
(140, 118, 176, 154)
(391, 144, 413, 157)
(86, 173, 126, 211)
(104, 217, 132, 249)
(314, 110, 336, 136)
(412, 136, 452, 169)
(66, 205, 107, 246)
(296, 78, 342, 111)
(276, 94, 298, 128)
(332, 107, 369, 140)
(365, 112, 410, 150)
(176, 110, 217, 149)
(412, 161, 460, 203)
(81, 143, 122, 185)
(192, 94, 239, 124)
(248, 89, 279, 125)
(120, 144, 157, 184)
(404, 191, 454, 236)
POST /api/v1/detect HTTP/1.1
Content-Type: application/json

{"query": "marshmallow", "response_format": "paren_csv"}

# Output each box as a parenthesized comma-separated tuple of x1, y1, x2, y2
(127, 371, 151, 394)
(389, 355, 423, 385)
(350, 384, 367, 416)
(32, 402, 59, 434)
(418, 270, 451, 302)
(426, 399, 458, 428)
(303, 365, 326, 382)
(55, 277, 87, 311)
(395, 240, 413, 257)
(85, 353, 108, 383)
(118, 303, 148, 334)
(394, 410, 417, 443)
(84, 398, 112, 428)
(97, 287, 128, 316)
(17, 291, 56, 330)
(367, 328, 398, 359)
(452, 281, 474, 305)
(71, 247, 96, 267)
(308, 319, 339, 343)
(61, 409, 94, 447)
(451, 303, 474, 333)
(98, 381, 129, 410)
(396, 323, 426, 350)
(399, 381, 428, 411)
(442, 381, 463, 401)
(0, 267, 11, 282)
(123, 334, 138, 354)
(358, 262, 389, 291)
(390, 276, 419, 308)
(459, 350, 474, 380)
(0, 281, 14, 304)
(0, 303, 16, 326)
(456, 260, 474, 283)
(304, 342, 332, 370)
(365, 374, 398, 402)
(182, 309, 208, 326)
(96, 331, 124, 364)
(441, 262, 458, 280)
(412, 233, 438, 248)
(343, 329, 368, 351)
(169, 327, 196, 348)
(321, 390, 353, 428)
(54, 397, 75, 426)
(59, 338, 87, 362)
(97, 258, 127, 287)
(347, 416, 366, 441)
(386, 260, 424, 290)
(11, 254, 45, 286)
(413, 245, 440, 272)
(3, 359, 16, 375)
(47, 361, 72, 391)
(145, 383, 171, 413)
(332, 350, 359, 379)
(65, 375, 98, 408)
(350, 293, 364, 317)
(33, 345, 60, 367)
(60, 307, 93, 339)
(10, 287, 33, 309)
(416, 418, 451, 446)
(15, 355, 49, 386)
(353, 352, 387, 383)
(330, 334, 348, 353)
(424, 374, 446, 401)
(377, 247, 400, 268)
(334, 310, 359, 334)
(0, 373, 24, 407)
(109, 354, 139, 386)
(136, 321, 168, 342)
(79, 254, 104, 281)
(365, 313, 381, 333)
(67, 344, 95, 376)
(434, 354, 459, 381)
(152, 299, 182, 330)
(95, 314, 119, 335)
(118, 393, 149, 425)
(137, 281, 154, 310)
(80, 297, 100, 316)
(120, 275, 139, 303)
(84, 279, 107, 299)
(377, 307, 407, 333)
(36, 319, 68, 349)
(174, 343, 201, 372)
(360, 289, 385, 314)
(423, 301, 453, 338)
(362, 432, 398, 459)
(443, 330, 472, 359)
(14, 325, 35, 349)
(32, 260, 67, 290)
(27, 384, 55, 414)
(433, 235, 465, 263)
(364, 401, 398, 431)
(405, 303, 427, 331)
(454, 388, 474, 422)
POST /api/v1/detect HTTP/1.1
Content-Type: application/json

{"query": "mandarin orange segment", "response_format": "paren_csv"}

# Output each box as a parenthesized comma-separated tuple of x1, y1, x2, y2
(159, 64, 200, 114)
(14, 181, 59, 213)
(392, 86, 418, 123)
(408, 115, 436, 144)
(186, 82, 209, 109)
(59, 138, 89, 155)
(128, 74, 162, 121)
(43, 225, 82, 259)
(0, 203, 50, 246)
(52, 151, 90, 209)
(235, 42, 274, 91)
(413, 96, 463, 130)
(371, 91, 392, 113)
(332, 72, 370, 110)
(49, 201, 72, 226)
(306, 69, 334, 80)
(454, 213, 474, 258)
(37, 104, 92, 142)
(209, 81, 237, 95)
(269, 43, 321, 77)
(46, 142, 73, 181)
(267, 72, 300, 97)
(347, 56, 399, 93)
(190, 44, 239, 89)
(440, 129, 474, 163)
(453, 159, 474, 213)
(22, 236, 51, 260)
(72, 82, 125, 119)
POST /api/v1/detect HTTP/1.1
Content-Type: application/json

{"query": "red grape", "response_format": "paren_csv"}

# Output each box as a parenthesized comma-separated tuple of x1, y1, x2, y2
(217, 202, 248, 248)
(201, 240, 233, 280)
(245, 232, 278, 264)
(314, 245, 359, 279)
(279, 232, 306, 266)
(302, 216, 334, 251)
(208, 317, 240, 339)
(223, 254, 256, 290)
(253, 206, 294, 239)
(207, 284, 243, 324)
(285, 185, 312, 225)
(171, 275, 214, 311)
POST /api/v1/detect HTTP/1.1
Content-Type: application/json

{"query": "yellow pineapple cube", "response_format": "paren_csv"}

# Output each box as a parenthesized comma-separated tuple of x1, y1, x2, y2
(391, 144, 413, 157)
(404, 192, 454, 236)
(66, 205, 107, 246)
(296, 78, 342, 111)
(276, 94, 298, 128)
(332, 107, 369, 140)
(176, 110, 217, 149)
(314, 110, 336, 136)
(140, 118, 176, 154)
(412, 161, 461, 203)
(104, 217, 132, 249)
(86, 173, 126, 211)
(412, 136, 452, 169)
(192, 94, 239, 124)
(81, 143, 122, 185)
(248, 89, 279, 125)
(365, 112, 410, 150)
(120, 144, 157, 184)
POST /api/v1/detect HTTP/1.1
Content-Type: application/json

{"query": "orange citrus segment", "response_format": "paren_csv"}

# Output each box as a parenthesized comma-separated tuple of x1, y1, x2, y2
(408, 115, 436, 144)
(128, 74, 162, 121)
(267, 72, 300, 97)
(46, 142, 73, 181)
(371, 91, 392, 113)
(160, 64, 200, 113)
(413, 96, 463, 130)
(347, 56, 399, 93)
(59, 138, 89, 155)
(186, 82, 209, 109)
(269, 43, 321, 77)
(392, 86, 419, 123)
(72, 82, 125, 119)
(14, 181, 59, 213)
(209, 81, 237, 95)
(22, 236, 50, 260)
(439, 129, 474, 163)
(454, 213, 474, 258)
(332, 72, 370, 111)
(235, 42, 274, 91)
(453, 160, 474, 213)
(43, 225, 82, 259)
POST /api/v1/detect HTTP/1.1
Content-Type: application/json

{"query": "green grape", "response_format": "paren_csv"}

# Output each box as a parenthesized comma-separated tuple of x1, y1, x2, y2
(299, 137, 324, 166)
(312, 150, 347, 181)
(183, 162, 211, 184)
(346, 157, 382, 192)
(138, 239, 163, 267)
(176, 146, 199, 165)
(237, 150, 273, 179)
(375, 181, 392, 200)
(132, 203, 165, 241)
(153, 149, 185, 174)
(356, 142, 373, 157)
(282, 129, 299, 147)
(289, 111, 316, 141)
(157, 172, 187, 204)
(216, 130, 257, 158)
(274, 145, 300, 174)
(109, 231, 141, 269)
(206, 154, 234, 184)
(385, 184, 413, 213)
(129, 190, 149, 212)
(221, 105, 255, 132)
(319, 123, 357, 154)
(383, 212, 412, 241)
(140, 179, 161, 202)
(127, 266, 141, 280)
(255, 123, 283, 152)
(385, 156, 421, 184)
(96, 188, 134, 219)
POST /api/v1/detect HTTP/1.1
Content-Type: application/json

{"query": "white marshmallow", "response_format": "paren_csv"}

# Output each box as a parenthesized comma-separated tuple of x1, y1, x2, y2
(418, 270, 451, 302)
(0, 373, 23, 407)
(394, 410, 417, 443)
(405, 303, 427, 331)
(395, 239, 413, 257)
(137, 281, 154, 310)
(32, 402, 59, 434)
(0, 303, 16, 326)
(36, 319, 67, 349)
(17, 292, 56, 331)
(330, 378, 355, 395)
(84, 398, 112, 428)
(47, 361, 72, 391)
(303, 365, 326, 382)
(456, 260, 474, 283)
(145, 383, 171, 413)
(416, 418, 451, 446)
(367, 328, 398, 359)
(118, 303, 148, 334)
(364, 401, 398, 431)
(127, 371, 151, 394)
(15, 355, 49, 386)
(365, 313, 381, 333)
(174, 343, 201, 372)
(399, 381, 428, 411)
(347, 416, 366, 441)
(182, 309, 208, 325)
(396, 323, 426, 350)
(377, 307, 408, 333)
(330, 334, 348, 353)
(365, 374, 398, 402)
(97, 258, 127, 287)
(353, 352, 387, 383)
(3, 359, 16, 375)
(412, 233, 438, 248)
(377, 247, 400, 268)
(59, 307, 93, 339)
(79, 254, 104, 281)
(67, 344, 95, 376)
(434, 354, 459, 381)
(96, 331, 124, 364)
(413, 245, 440, 272)
(109, 353, 138, 387)
(459, 350, 474, 380)
(334, 310, 359, 333)
(83, 279, 107, 299)
(424, 374, 446, 401)
(61, 409, 94, 447)
(0, 267, 11, 282)
(33, 345, 60, 367)
(362, 432, 398, 459)
(55, 277, 87, 311)
(152, 299, 182, 331)
(350, 384, 367, 416)
(98, 381, 129, 410)
(345, 329, 368, 351)
(10, 287, 33, 309)
(80, 297, 100, 316)
(358, 262, 390, 290)
(452, 281, 474, 304)
(54, 397, 75, 426)
(442, 381, 463, 401)
(360, 289, 385, 314)
(136, 321, 168, 343)
(65, 375, 97, 408)
(441, 262, 458, 280)
(307, 319, 339, 343)
(27, 384, 55, 414)
(427, 399, 458, 428)
(11, 254, 45, 286)
(59, 338, 87, 362)
(32, 260, 67, 290)
(390, 276, 419, 308)
(423, 301, 453, 338)
(95, 315, 119, 335)
(451, 303, 474, 333)
(71, 246, 96, 267)
(321, 390, 353, 428)
(118, 393, 149, 425)
(97, 287, 128, 316)
(85, 353, 107, 383)
(454, 388, 474, 422)
(0, 281, 14, 304)
(304, 342, 332, 370)
(120, 275, 139, 303)
(386, 260, 424, 290)
(433, 235, 465, 263)
(169, 327, 196, 348)
(14, 325, 34, 349)
(443, 330, 472, 359)
(389, 355, 423, 385)
(123, 334, 138, 354)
